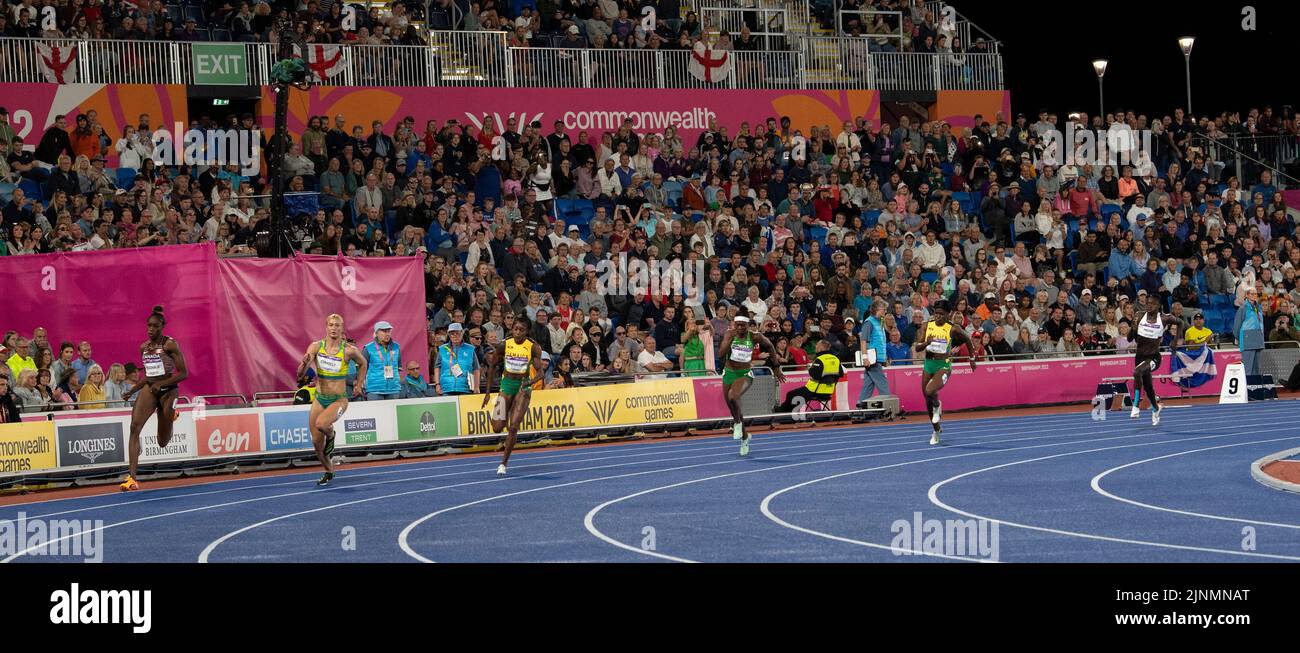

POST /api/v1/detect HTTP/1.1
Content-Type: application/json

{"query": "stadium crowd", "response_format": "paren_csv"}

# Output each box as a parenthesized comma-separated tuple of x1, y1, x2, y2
(0, 0, 980, 52)
(5, 98, 1300, 413)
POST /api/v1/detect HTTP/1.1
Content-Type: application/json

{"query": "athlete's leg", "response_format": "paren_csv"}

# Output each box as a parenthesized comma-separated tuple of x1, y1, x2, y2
(124, 389, 159, 483)
(726, 376, 752, 436)
(919, 370, 936, 420)
(502, 390, 532, 468)
(154, 388, 179, 449)
(1141, 368, 1160, 411)
(489, 393, 511, 433)
(312, 398, 347, 473)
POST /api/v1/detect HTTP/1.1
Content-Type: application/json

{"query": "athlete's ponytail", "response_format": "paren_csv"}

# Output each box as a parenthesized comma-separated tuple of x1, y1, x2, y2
(150, 305, 167, 326)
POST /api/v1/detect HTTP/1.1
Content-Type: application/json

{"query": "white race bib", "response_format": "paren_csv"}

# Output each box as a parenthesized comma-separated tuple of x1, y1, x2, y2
(730, 343, 754, 363)
(926, 339, 950, 355)
(317, 353, 343, 375)
(143, 353, 165, 377)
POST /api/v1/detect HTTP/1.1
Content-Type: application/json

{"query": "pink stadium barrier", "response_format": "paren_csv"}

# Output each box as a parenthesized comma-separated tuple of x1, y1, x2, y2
(0, 243, 428, 398)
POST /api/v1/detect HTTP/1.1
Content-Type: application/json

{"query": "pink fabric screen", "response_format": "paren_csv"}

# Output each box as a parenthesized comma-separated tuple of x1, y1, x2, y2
(0, 243, 427, 399)
(213, 253, 428, 398)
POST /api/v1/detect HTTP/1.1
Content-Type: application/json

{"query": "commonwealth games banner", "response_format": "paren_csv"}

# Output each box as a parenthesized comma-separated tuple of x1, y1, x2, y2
(457, 378, 698, 436)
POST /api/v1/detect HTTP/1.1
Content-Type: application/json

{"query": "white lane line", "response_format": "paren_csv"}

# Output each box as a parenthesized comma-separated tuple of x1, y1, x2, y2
(205, 423, 1005, 563)
(1090, 442, 1300, 529)
(927, 434, 1300, 561)
(194, 413, 1098, 562)
(400, 421, 1147, 562)
(4, 417, 935, 523)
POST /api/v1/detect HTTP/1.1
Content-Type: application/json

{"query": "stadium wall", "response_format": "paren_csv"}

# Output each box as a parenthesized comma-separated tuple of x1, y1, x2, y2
(6, 84, 891, 156)
(0, 351, 1241, 478)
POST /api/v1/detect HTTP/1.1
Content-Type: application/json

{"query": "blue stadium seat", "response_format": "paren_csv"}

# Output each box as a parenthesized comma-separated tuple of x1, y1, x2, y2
(116, 168, 137, 190)
(809, 225, 828, 243)
(166, 4, 183, 24)
(662, 180, 683, 208)
(1100, 203, 1123, 221)
(863, 209, 881, 227)
(428, 8, 452, 29)
(210, 27, 231, 41)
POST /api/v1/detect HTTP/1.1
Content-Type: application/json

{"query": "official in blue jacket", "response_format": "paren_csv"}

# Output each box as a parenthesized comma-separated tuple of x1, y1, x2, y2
(1233, 287, 1265, 376)
(363, 321, 403, 401)
(433, 323, 479, 395)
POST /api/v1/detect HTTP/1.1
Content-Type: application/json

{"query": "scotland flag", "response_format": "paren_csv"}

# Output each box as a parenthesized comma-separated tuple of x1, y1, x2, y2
(1169, 345, 1218, 388)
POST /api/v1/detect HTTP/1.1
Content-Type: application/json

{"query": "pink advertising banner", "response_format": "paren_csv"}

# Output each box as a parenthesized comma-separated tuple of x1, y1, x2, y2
(694, 350, 1242, 416)
(213, 252, 428, 399)
(0, 243, 427, 398)
(261, 86, 881, 146)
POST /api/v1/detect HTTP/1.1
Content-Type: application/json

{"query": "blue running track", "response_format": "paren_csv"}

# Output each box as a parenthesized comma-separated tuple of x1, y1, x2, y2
(3, 401, 1298, 563)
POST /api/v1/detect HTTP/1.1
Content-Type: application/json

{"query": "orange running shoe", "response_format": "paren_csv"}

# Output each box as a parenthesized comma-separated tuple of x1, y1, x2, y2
(119, 476, 140, 492)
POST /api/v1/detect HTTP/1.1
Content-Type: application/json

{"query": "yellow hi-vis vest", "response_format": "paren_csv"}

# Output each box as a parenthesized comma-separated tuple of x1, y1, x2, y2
(805, 353, 842, 395)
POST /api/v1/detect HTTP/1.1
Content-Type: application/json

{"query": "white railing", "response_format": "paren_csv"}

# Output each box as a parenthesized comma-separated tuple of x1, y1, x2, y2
(507, 47, 804, 89)
(428, 29, 507, 85)
(700, 6, 789, 50)
(0, 35, 1001, 91)
(836, 9, 904, 47)
(868, 51, 1003, 91)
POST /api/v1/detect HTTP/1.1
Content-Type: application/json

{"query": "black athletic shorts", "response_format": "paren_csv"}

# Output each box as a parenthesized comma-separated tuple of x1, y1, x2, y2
(1134, 352, 1161, 372)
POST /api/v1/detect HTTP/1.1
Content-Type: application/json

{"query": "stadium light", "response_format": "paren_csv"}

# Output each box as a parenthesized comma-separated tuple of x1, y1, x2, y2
(1178, 37, 1195, 114)
(1091, 59, 1108, 120)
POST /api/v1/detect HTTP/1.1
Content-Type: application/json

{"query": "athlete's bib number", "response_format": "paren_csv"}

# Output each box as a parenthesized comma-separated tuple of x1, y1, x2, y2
(505, 355, 529, 374)
(318, 354, 343, 375)
(730, 344, 754, 363)
(143, 353, 165, 377)
(926, 339, 950, 355)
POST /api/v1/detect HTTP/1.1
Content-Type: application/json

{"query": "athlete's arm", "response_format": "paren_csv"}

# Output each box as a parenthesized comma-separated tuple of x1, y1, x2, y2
(480, 357, 498, 408)
(1166, 314, 1185, 351)
(950, 326, 978, 370)
(754, 333, 786, 383)
(349, 344, 368, 397)
(123, 343, 150, 400)
(526, 342, 545, 390)
(297, 343, 316, 379)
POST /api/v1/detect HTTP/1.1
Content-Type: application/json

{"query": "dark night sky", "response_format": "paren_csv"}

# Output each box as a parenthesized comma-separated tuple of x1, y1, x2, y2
(953, 1, 1297, 120)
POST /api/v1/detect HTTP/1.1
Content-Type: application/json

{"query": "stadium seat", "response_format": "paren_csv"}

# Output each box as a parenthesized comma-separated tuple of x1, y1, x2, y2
(1100, 204, 1123, 221)
(183, 5, 203, 24)
(863, 209, 881, 227)
(210, 27, 231, 41)
(429, 9, 452, 29)
(810, 225, 828, 243)
(166, 4, 183, 24)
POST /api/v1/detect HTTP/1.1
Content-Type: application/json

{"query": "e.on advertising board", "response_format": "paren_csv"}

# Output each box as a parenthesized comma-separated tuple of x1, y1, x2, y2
(195, 411, 263, 457)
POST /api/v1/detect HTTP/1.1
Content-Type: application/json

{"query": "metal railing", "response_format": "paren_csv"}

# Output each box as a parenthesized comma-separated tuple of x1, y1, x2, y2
(837, 9, 903, 47)
(0, 34, 1002, 90)
(923, 1, 1001, 53)
(428, 29, 508, 86)
(1186, 133, 1300, 190)
(507, 47, 804, 89)
(700, 6, 789, 50)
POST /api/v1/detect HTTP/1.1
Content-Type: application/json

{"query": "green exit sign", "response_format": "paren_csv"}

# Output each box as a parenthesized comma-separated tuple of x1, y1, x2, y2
(213, 99, 230, 106)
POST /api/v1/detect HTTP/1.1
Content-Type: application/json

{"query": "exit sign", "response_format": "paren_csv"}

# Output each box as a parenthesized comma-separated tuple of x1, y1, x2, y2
(192, 43, 248, 85)
(213, 99, 230, 106)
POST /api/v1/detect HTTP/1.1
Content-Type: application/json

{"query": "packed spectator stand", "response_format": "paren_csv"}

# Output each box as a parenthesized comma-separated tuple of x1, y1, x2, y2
(3, 1, 1300, 415)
